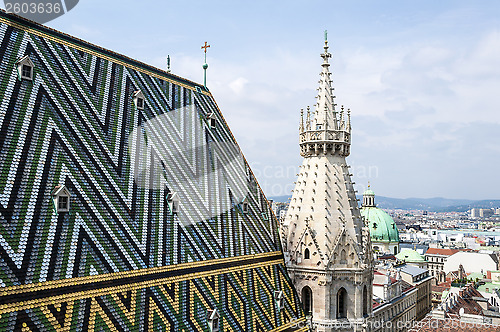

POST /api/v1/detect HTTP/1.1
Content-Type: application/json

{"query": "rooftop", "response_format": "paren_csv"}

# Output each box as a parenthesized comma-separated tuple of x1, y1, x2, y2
(396, 248, 426, 263)
(425, 248, 460, 256)
(400, 264, 428, 277)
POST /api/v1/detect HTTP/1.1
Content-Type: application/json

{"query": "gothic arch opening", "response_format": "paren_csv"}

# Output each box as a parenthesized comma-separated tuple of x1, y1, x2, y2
(302, 286, 313, 316)
(340, 249, 347, 264)
(304, 248, 310, 259)
(363, 285, 368, 317)
(337, 287, 347, 319)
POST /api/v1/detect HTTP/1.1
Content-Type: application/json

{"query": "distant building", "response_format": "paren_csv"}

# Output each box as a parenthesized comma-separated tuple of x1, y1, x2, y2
(472, 208, 496, 218)
(413, 283, 500, 330)
(481, 208, 495, 218)
(361, 187, 400, 255)
(444, 251, 499, 275)
(424, 248, 460, 283)
(372, 269, 417, 331)
(399, 264, 433, 320)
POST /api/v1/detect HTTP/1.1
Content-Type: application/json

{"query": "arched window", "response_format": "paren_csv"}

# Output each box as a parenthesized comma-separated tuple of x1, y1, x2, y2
(394, 246, 398, 255)
(363, 285, 368, 317)
(302, 286, 313, 316)
(340, 249, 347, 264)
(337, 288, 347, 319)
(304, 248, 310, 259)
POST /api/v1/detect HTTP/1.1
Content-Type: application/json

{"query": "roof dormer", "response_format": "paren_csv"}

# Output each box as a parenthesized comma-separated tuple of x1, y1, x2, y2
(166, 192, 179, 214)
(241, 197, 249, 214)
(206, 308, 220, 332)
(207, 112, 217, 129)
(16, 55, 34, 81)
(51, 185, 71, 214)
(132, 90, 145, 110)
(274, 290, 285, 312)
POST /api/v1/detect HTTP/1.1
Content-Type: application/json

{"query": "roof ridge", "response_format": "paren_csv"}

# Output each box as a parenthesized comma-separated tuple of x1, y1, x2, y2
(0, 10, 207, 94)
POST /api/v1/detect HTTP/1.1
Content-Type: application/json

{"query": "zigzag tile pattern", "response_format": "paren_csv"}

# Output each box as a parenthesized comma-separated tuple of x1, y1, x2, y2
(0, 11, 303, 331)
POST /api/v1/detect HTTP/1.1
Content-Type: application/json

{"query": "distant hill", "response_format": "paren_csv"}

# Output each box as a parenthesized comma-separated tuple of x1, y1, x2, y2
(268, 195, 500, 212)
(435, 200, 500, 212)
(370, 196, 475, 211)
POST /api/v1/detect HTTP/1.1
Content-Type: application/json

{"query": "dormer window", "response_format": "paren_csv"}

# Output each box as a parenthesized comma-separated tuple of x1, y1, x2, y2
(52, 185, 71, 213)
(133, 90, 145, 110)
(207, 309, 220, 332)
(16, 55, 34, 81)
(242, 198, 249, 214)
(166, 192, 179, 214)
(274, 290, 285, 311)
(207, 112, 217, 129)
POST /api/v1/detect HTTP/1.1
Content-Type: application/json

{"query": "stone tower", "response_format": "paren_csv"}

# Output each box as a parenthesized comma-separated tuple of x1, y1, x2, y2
(283, 36, 374, 331)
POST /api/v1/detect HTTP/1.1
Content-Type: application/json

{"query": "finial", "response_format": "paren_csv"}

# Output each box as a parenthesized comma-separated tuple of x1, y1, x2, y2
(300, 108, 304, 132)
(201, 41, 211, 89)
(339, 107, 345, 130)
(166, 55, 171, 73)
(321, 32, 331, 63)
(341, 105, 344, 111)
(368, 181, 370, 189)
(346, 108, 351, 130)
(306, 106, 311, 130)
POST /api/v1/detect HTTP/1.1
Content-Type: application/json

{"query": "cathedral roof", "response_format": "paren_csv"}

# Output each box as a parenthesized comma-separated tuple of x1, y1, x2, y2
(361, 207, 399, 243)
(0, 10, 303, 331)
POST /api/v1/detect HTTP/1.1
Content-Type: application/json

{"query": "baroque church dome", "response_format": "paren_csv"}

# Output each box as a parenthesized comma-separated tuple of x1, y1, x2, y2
(360, 188, 400, 243)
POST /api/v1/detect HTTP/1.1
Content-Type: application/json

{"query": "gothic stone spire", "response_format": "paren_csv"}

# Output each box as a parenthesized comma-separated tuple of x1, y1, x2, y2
(284, 33, 374, 331)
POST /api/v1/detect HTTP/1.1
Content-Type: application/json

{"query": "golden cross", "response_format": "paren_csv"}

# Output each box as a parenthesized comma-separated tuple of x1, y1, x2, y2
(201, 41, 210, 53)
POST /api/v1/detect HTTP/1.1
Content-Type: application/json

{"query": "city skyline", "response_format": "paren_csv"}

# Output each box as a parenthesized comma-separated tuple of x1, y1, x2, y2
(33, 0, 500, 200)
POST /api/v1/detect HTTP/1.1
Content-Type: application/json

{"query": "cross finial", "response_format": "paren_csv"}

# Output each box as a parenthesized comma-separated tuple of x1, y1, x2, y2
(368, 181, 370, 189)
(324, 30, 328, 43)
(201, 42, 211, 89)
(201, 41, 210, 53)
(166, 55, 171, 73)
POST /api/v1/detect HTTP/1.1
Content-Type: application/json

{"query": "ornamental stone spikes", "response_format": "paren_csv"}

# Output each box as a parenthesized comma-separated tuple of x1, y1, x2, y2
(306, 106, 311, 131)
(300, 108, 304, 133)
(347, 108, 352, 131)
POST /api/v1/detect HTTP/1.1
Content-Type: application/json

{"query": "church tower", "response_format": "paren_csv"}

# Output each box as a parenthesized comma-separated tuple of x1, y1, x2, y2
(283, 34, 374, 331)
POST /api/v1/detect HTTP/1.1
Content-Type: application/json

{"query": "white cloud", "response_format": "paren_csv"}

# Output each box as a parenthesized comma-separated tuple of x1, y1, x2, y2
(228, 77, 249, 95)
(150, 25, 500, 199)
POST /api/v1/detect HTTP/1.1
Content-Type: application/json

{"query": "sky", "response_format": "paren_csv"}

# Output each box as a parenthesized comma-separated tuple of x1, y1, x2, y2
(11, 0, 500, 200)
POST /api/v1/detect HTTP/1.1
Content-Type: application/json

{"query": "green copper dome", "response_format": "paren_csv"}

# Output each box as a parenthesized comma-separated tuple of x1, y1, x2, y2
(361, 207, 399, 243)
(395, 248, 426, 263)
